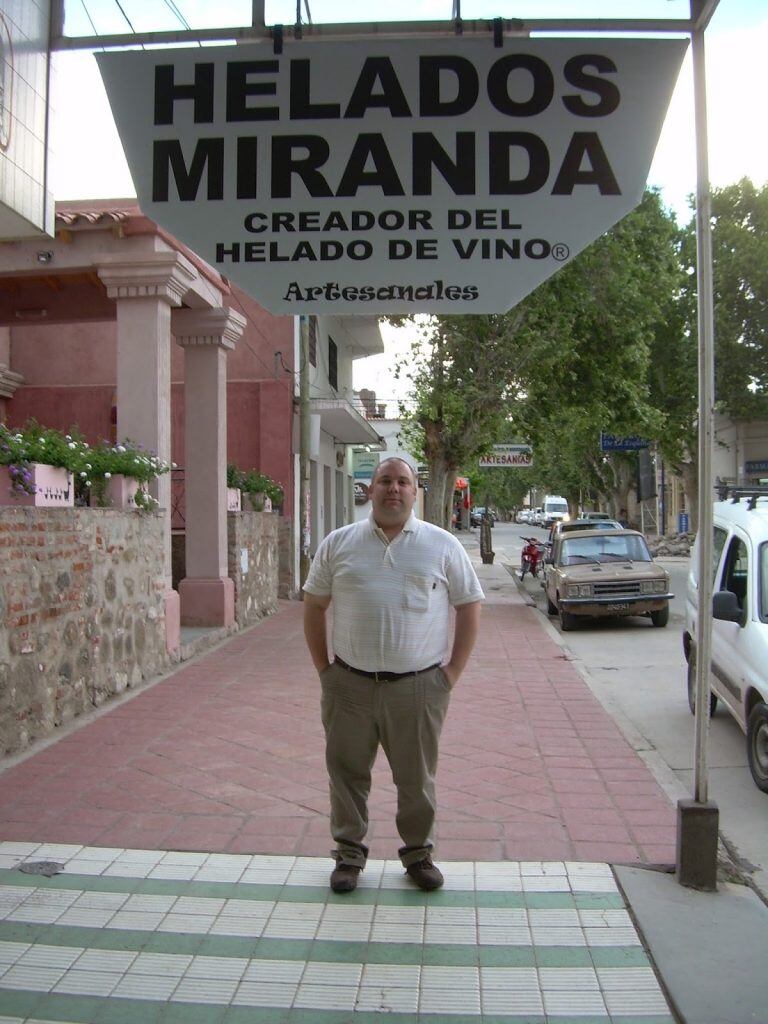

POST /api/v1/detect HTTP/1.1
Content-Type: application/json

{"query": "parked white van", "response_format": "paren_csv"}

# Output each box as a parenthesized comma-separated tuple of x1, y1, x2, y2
(683, 487, 768, 792)
(543, 495, 569, 526)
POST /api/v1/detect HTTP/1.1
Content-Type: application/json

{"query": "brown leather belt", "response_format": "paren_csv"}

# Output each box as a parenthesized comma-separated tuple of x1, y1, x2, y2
(334, 657, 441, 682)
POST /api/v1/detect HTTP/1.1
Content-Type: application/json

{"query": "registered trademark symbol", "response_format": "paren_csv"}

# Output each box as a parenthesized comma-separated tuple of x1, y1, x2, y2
(552, 243, 570, 262)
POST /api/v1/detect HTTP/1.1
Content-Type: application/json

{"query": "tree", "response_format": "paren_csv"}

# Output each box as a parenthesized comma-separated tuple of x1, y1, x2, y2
(651, 177, 768, 526)
(397, 191, 683, 526)
(511, 190, 682, 515)
(397, 311, 558, 527)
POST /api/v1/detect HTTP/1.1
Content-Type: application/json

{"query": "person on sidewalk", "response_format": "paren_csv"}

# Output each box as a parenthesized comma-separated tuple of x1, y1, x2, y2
(303, 457, 484, 894)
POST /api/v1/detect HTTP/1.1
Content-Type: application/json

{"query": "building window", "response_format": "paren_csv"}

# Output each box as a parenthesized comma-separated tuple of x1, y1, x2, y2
(328, 336, 338, 391)
(308, 316, 317, 367)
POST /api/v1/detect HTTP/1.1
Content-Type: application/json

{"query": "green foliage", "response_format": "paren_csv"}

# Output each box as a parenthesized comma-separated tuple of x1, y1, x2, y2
(0, 420, 172, 503)
(227, 463, 246, 489)
(465, 466, 532, 513)
(86, 441, 171, 484)
(397, 189, 684, 522)
(679, 177, 768, 420)
(0, 420, 89, 475)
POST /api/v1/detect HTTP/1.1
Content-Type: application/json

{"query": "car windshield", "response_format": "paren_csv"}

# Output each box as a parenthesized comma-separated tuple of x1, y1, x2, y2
(547, 501, 568, 512)
(560, 534, 652, 565)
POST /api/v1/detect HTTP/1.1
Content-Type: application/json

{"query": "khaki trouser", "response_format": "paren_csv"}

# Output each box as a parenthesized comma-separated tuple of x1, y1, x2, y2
(320, 662, 452, 869)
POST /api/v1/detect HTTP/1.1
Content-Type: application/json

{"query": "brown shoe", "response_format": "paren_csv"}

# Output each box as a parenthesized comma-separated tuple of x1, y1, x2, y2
(330, 863, 361, 893)
(406, 856, 444, 891)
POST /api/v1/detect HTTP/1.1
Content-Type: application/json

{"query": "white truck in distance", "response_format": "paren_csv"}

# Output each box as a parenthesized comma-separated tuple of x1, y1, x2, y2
(543, 495, 569, 526)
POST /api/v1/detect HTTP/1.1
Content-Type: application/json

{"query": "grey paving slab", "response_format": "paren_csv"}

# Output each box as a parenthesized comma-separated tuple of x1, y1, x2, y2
(615, 865, 768, 1024)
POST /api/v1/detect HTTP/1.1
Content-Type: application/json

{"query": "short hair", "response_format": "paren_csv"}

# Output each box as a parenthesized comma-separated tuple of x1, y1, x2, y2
(371, 457, 417, 487)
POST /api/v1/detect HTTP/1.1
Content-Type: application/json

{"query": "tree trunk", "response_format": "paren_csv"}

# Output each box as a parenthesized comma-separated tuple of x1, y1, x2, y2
(424, 452, 451, 528)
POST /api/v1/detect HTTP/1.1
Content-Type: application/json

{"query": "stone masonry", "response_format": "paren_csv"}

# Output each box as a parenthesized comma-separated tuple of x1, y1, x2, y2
(227, 510, 280, 628)
(0, 507, 171, 756)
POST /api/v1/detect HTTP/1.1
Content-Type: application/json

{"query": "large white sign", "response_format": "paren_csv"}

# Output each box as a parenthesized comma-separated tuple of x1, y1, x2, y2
(479, 444, 533, 468)
(97, 37, 686, 315)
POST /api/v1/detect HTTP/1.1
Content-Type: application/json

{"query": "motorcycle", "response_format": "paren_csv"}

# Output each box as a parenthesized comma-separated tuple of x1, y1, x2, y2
(520, 537, 546, 580)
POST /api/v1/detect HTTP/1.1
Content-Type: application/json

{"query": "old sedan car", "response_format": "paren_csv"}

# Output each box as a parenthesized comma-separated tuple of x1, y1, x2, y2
(551, 518, 623, 537)
(543, 528, 673, 631)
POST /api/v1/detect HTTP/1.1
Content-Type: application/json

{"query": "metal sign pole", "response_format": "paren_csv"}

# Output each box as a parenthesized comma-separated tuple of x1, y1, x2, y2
(676, 8, 719, 891)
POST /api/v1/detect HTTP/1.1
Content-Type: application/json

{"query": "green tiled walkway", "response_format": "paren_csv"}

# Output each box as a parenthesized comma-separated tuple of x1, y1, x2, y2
(0, 843, 675, 1023)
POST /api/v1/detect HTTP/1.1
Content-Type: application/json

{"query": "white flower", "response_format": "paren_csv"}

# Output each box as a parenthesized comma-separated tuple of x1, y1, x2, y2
(68, 442, 77, 449)
(79, 471, 87, 477)
(117, 445, 126, 453)
(104, 472, 111, 479)
(85, 480, 91, 487)
(172, 462, 177, 469)
(85, 463, 92, 469)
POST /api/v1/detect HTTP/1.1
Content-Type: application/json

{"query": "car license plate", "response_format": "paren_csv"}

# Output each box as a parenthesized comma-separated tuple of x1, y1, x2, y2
(606, 602, 631, 612)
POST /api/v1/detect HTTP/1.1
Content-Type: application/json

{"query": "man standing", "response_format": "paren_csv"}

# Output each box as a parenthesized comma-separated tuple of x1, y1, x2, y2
(303, 458, 483, 894)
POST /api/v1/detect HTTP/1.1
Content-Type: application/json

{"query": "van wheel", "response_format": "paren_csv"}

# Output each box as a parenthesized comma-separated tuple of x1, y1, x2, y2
(651, 606, 669, 628)
(558, 600, 576, 631)
(686, 652, 717, 717)
(747, 703, 768, 793)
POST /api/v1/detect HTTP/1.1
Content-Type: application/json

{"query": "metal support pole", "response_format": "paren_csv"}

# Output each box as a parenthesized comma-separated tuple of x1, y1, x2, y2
(676, 15, 719, 891)
(692, 23, 715, 807)
(299, 316, 312, 590)
(251, 1, 266, 30)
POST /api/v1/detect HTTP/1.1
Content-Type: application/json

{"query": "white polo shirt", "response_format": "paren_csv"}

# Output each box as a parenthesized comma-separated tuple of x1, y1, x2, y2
(303, 511, 484, 673)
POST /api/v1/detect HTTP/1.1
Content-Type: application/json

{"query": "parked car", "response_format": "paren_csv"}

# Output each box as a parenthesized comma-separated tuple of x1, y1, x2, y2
(515, 508, 532, 524)
(683, 487, 768, 792)
(543, 528, 672, 631)
(551, 518, 623, 537)
(583, 511, 615, 521)
(471, 506, 496, 527)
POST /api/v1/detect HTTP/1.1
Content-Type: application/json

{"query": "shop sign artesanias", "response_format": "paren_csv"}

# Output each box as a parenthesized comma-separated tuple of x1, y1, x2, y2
(97, 36, 686, 315)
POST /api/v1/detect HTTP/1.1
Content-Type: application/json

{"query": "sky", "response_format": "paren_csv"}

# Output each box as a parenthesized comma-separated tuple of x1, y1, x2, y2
(49, 0, 767, 402)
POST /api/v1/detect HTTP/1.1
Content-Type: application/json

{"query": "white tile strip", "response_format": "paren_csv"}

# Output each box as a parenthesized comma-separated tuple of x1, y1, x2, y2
(0, 880, 643, 947)
(0, 845, 673, 1021)
(0, 844, 619, 892)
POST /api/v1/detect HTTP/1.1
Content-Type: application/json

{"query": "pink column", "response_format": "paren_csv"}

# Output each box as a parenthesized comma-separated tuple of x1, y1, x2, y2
(173, 307, 245, 628)
(98, 253, 196, 654)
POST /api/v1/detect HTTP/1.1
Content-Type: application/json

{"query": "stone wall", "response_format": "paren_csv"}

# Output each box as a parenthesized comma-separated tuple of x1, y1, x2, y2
(228, 511, 280, 627)
(0, 507, 171, 756)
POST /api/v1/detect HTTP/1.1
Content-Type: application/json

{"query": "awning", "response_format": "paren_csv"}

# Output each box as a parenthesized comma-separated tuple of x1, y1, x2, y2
(311, 398, 383, 445)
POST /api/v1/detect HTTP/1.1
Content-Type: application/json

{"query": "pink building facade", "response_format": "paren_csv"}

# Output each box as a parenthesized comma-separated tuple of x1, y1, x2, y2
(0, 200, 295, 648)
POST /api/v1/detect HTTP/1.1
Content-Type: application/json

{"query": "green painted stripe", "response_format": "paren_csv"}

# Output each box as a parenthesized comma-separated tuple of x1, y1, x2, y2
(0, 921, 649, 972)
(0, 993, 674, 1024)
(0, 869, 624, 910)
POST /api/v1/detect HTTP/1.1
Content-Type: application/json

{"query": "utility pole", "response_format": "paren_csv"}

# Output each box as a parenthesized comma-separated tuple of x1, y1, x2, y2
(299, 316, 311, 590)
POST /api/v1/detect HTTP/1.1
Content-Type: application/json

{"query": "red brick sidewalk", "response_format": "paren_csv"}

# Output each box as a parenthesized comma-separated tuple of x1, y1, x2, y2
(0, 597, 676, 865)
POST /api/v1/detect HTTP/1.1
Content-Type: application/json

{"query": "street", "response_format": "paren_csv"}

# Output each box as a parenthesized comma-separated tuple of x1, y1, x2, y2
(471, 520, 768, 901)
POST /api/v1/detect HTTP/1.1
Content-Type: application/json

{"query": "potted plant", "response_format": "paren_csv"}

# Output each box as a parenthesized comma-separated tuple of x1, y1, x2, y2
(226, 464, 244, 511)
(0, 420, 88, 507)
(241, 469, 283, 512)
(87, 440, 172, 511)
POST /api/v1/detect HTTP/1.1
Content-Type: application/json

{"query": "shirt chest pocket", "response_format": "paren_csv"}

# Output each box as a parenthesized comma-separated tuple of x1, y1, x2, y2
(404, 574, 436, 611)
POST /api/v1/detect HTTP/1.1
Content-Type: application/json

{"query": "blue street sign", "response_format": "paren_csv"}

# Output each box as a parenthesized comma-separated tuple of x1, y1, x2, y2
(600, 432, 650, 452)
